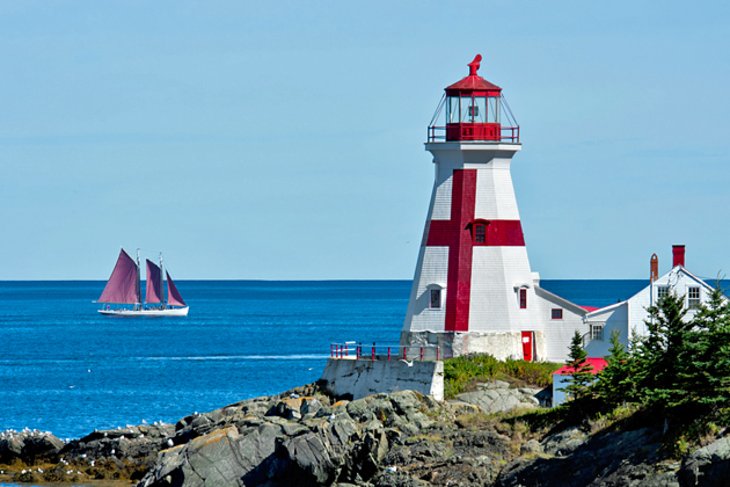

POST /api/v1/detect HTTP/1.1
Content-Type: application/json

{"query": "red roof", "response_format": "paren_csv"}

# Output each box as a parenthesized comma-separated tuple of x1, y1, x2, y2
(445, 54, 502, 96)
(554, 357, 608, 376)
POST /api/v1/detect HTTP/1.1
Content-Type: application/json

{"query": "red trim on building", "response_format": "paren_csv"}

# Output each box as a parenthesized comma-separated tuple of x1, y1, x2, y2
(468, 220, 525, 246)
(426, 169, 526, 332)
(554, 357, 608, 375)
(446, 122, 501, 141)
(426, 170, 476, 332)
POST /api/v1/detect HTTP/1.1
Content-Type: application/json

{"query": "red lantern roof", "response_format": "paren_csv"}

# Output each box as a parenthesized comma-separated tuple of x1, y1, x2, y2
(445, 54, 502, 97)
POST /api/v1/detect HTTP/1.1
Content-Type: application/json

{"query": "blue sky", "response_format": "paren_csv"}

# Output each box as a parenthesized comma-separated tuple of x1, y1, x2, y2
(1, 1, 729, 280)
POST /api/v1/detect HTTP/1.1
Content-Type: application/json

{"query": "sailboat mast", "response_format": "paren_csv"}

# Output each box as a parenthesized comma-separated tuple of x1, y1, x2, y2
(160, 252, 165, 308)
(136, 248, 141, 308)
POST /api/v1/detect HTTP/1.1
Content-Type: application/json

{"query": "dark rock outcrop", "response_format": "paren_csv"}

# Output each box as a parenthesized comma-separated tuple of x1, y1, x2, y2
(455, 380, 541, 414)
(138, 389, 433, 487)
(3, 382, 729, 487)
(495, 427, 680, 487)
(0, 429, 64, 465)
(679, 435, 730, 487)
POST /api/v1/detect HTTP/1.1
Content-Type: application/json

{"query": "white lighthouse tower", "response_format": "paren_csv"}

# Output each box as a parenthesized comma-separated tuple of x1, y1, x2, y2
(401, 54, 586, 361)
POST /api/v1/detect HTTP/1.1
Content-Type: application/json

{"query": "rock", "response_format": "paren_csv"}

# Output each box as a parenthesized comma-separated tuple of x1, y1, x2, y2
(140, 424, 280, 486)
(0, 430, 65, 465)
(269, 397, 304, 420)
(455, 381, 541, 414)
(679, 435, 730, 487)
(541, 426, 587, 456)
(0, 432, 25, 463)
(301, 397, 324, 417)
(520, 439, 542, 455)
(497, 427, 674, 487)
(61, 423, 174, 481)
(282, 432, 341, 484)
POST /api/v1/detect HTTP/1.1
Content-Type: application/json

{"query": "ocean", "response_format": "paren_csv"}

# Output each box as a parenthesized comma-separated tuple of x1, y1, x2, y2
(0, 279, 653, 439)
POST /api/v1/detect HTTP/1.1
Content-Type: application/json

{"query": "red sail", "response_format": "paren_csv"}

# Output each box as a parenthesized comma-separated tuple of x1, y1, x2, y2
(166, 271, 186, 307)
(145, 259, 163, 304)
(98, 249, 139, 304)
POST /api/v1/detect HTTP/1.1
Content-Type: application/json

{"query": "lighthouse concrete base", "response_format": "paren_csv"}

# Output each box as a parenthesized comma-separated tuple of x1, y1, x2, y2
(320, 358, 444, 401)
(400, 330, 546, 361)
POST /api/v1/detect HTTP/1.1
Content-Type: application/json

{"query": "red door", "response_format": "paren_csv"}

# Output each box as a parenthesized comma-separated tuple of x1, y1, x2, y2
(521, 331, 534, 362)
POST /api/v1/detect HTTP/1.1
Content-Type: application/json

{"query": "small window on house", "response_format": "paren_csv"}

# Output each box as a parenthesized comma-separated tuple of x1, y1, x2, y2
(688, 286, 701, 309)
(657, 285, 670, 300)
(551, 308, 563, 320)
(429, 289, 442, 309)
(590, 323, 605, 340)
(519, 288, 527, 309)
(474, 224, 486, 243)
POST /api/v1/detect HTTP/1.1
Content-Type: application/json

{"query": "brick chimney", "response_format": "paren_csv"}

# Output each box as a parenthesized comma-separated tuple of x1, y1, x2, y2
(650, 253, 659, 282)
(672, 245, 686, 268)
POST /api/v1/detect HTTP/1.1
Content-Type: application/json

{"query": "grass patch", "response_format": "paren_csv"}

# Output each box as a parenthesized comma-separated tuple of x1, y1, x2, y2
(444, 354, 561, 398)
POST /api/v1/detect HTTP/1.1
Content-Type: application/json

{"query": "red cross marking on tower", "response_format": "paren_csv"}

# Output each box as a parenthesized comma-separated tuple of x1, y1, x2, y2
(426, 169, 526, 332)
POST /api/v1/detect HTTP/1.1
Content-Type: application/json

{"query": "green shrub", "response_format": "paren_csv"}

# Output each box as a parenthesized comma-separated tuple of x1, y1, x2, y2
(444, 354, 561, 398)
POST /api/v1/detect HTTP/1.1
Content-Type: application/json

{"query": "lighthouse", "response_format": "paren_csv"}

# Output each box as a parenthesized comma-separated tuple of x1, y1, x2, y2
(400, 54, 586, 361)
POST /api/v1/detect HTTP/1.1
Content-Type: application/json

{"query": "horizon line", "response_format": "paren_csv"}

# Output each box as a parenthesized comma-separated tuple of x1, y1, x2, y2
(0, 277, 660, 283)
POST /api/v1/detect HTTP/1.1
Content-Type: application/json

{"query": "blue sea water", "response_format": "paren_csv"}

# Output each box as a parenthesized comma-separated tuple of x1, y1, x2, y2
(0, 279, 654, 439)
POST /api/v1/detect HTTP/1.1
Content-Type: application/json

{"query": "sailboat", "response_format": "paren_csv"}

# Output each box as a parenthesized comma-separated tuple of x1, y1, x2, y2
(97, 248, 189, 317)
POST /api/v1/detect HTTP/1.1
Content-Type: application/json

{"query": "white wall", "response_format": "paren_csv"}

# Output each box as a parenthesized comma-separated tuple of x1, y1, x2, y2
(404, 246, 449, 333)
(320, 358, 444, 401)
(585, 303, 629, 357)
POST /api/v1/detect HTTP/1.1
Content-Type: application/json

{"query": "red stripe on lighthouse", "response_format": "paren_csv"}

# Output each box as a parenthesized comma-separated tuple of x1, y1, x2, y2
(426, 169, 526, 332)
(427, 169, 476, 332)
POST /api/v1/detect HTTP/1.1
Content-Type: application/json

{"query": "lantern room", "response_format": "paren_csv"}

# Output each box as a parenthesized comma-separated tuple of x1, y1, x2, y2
(428, 54, 520, 143)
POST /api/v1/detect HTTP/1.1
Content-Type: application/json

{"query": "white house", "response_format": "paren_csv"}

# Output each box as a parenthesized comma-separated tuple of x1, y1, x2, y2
(583, 245, 716, 357)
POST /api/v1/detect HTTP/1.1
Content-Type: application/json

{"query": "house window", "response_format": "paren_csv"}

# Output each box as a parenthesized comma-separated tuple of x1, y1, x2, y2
(657, 285, 669, 300)
(429, 289, 442, 309)
(688, 286, 701, 309)
(519, 288, 527, 309)
(551, 308, 563, 320)
(474, 224, 486, 243)
(590, 323, 605, 340)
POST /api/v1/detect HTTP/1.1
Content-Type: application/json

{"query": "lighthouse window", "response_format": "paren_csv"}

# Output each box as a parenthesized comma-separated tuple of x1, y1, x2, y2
(446, 96, 460, 123)
(687, 286, 701, 309)
(474, 224, 486, 243)
(429, 289, 442, 309)
(551, 308, 563, 320)
(519, 289, 527, 309)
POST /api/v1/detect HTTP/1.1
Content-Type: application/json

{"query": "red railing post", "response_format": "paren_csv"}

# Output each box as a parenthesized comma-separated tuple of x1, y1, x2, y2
(387, 347, 391, 361)
(371, 343, 376, 361)
(402, 346, 407, 360)
(420, 347, 424, 361)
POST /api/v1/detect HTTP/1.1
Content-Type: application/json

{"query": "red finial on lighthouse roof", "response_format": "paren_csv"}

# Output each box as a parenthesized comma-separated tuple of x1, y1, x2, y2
(445, 53, 502, 97)
(468, 54, 482, 76)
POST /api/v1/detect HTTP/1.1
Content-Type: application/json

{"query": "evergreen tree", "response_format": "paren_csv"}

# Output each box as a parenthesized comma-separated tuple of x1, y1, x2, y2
(562, 330, 595, 402)
(594, 329, 635, 408)
(683, 287, 730, 411)
(635, 292, 692, 410)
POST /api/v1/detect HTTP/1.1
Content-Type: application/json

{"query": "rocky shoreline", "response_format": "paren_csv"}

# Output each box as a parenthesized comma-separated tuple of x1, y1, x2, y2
(1, 381, 728, 486)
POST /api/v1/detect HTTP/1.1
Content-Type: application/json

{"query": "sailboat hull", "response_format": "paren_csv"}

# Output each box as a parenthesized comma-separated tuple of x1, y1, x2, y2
(98, 307, 189, 317)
